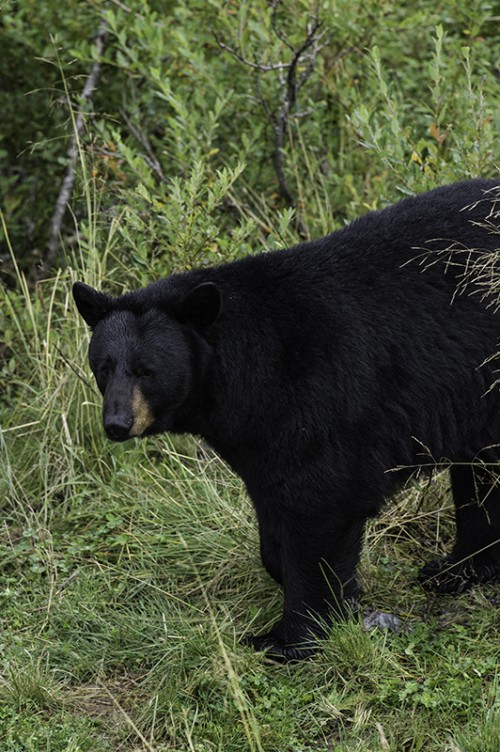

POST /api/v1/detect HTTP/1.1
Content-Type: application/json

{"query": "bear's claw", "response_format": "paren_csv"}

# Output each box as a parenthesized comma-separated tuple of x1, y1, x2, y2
(243, 632, 316, 662)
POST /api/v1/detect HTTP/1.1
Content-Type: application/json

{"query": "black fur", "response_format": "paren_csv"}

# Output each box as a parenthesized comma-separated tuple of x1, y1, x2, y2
(74, 179, 500, 661)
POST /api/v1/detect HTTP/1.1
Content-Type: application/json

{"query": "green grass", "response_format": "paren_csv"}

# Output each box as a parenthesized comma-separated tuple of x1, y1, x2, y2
(1, 270, 499, 752)
(2, 1, 500, 748)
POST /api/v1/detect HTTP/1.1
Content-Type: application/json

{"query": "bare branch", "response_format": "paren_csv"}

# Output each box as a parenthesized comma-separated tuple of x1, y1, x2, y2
(217, 6, 330, 238)
(215, 36, 291, 72)
(270, 0, 295, 53)
(284, 16, 324, 112)
(120, 109, 167, 182)
(41, 21, 107, 275)
(297, 30, 331, 91)
(107, 0, 145, 19)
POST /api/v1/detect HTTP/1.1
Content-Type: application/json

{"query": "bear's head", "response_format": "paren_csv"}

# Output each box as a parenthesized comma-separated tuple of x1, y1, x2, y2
(72, 281, 221, 440)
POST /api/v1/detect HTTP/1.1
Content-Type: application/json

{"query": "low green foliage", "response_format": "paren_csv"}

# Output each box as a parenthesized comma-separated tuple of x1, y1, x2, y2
(2, 271, 499, 751)
(2, 0, 500, 750)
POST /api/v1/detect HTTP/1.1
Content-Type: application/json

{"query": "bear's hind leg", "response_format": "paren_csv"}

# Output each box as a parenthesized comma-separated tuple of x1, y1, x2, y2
(420, 464, 500, 593)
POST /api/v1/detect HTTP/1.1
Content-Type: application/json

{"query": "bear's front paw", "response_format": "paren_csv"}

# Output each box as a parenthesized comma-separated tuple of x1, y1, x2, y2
(244, 631, 316, 662)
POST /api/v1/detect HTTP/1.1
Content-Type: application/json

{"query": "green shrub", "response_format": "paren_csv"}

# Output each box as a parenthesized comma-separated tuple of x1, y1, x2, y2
(1, 1, 499, 750)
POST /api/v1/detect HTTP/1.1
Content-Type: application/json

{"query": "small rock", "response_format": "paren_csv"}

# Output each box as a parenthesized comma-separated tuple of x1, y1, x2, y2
(363, 610, 403, 633)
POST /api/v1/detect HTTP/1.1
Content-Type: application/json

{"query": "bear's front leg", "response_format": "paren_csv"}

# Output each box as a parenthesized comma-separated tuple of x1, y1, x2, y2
(247, 510, 366, 661)
(255, 504, 283, 585)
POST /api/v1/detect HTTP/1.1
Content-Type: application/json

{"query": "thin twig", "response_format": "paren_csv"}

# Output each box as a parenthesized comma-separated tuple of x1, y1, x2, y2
(120, 109, 167, 182)
(53, 343, 98, 392)
(96, 679, 158, 752)
(107, 0, 144, 17)
(270, 0, 295, 52)
(41, 21, 108, 275)
(215, 37, 291, 72)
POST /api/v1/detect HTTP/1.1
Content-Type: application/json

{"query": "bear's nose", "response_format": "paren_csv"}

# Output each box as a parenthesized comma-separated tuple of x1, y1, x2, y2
(104, 418, 132, 442)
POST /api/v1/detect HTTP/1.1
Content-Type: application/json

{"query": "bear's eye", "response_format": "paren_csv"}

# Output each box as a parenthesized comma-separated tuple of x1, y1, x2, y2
(134, 366, 154, 378)
(99, 363, 111, 380)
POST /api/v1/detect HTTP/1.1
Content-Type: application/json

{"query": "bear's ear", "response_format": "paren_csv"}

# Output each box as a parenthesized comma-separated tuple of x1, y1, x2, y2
(179, 282, 221, 328)
(73, 282, 113, 328)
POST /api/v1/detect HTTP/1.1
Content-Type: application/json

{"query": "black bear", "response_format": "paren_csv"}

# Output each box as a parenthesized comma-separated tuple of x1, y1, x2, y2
(73, 179, 500, 661)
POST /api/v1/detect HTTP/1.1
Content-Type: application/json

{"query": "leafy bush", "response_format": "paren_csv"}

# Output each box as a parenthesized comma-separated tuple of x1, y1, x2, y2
(1, 1, 499, 750)
(3, 0, 500, 278)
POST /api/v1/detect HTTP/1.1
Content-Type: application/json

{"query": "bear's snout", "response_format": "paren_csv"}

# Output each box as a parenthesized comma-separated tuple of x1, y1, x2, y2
(104, 414, 134, 442)
(103, 384, 155, 440)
